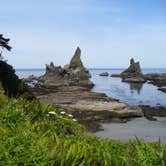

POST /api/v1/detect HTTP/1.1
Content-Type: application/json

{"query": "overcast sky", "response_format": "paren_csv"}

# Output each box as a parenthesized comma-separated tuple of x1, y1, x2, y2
(0, 0, 166, 68)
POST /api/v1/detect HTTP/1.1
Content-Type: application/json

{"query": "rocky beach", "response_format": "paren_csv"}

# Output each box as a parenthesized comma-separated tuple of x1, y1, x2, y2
(24, 48, 145, 132)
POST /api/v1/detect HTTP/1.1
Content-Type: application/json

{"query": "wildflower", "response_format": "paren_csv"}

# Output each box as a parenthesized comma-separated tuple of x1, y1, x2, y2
(60, 111, 66, 115)
(67, 114, 73, 118)
(48, 111, 56, 115)
(72, 119, 77, 122)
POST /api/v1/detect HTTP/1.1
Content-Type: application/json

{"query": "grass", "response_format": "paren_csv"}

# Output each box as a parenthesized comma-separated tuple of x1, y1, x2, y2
(0, 93, 166, 165)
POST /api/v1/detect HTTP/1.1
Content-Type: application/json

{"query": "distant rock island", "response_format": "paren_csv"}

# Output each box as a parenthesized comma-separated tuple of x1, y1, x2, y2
(112, 58, 145, 83)
(99, 72, 109, 77)
(111, 58, 166, 92)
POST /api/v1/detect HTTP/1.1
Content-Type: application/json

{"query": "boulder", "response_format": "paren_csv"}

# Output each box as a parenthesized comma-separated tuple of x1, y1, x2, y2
(99, 72, 109, 77)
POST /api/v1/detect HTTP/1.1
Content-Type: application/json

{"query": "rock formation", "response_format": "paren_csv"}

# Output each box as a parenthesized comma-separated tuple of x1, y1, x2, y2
(120, 58, 145, 83)
(144, 73, 166, 93)
(39, 47, 94, 89)
(99, 72, 109, 77)
(25, 50, 144, 132)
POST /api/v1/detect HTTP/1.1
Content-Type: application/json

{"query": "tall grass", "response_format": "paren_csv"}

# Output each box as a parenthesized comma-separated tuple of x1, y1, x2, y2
(0, 96, 166, 165)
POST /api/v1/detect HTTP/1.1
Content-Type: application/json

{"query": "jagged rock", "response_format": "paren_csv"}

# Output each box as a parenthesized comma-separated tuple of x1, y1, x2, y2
(39, 47, 94, 89)
(121, 58, 143, 78)
(99, 72, 109, 77)
(120, 58, 145, 83)
(69, 47, 84, 69)
(68, 47, 91, 80)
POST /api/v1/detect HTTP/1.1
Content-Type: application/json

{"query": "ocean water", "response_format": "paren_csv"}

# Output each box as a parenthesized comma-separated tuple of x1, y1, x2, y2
(90, 68, 166, 107)
(16, 68, 166, 107)
(16, 68, 166, 142)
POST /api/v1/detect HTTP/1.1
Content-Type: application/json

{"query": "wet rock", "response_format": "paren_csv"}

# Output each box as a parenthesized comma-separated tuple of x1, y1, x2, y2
(111, 74, 121, 77)
(144, 73, 166, 87)
(122, 77, 146, 83)
(99, 72, 109, 77)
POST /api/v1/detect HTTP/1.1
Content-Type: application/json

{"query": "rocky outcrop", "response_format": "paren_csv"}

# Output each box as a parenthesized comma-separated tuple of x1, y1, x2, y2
(33, 85, 143, 132)
(120, 58, 145, 83)
(111, 74, 121, 77)
(25, 50, 144, 132)
(121, 58, 142, 77)
(39, 47, 94, 89)
(143, 73, 166, 93)
(144, 73, 166, 87)
(99, 72, 109, 77)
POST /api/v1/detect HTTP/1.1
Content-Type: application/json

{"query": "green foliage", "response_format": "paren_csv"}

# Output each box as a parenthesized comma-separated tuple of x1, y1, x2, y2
(0, 82, 7, 107)
(0, 98, 166, 165)
(0, 60, 35, 99)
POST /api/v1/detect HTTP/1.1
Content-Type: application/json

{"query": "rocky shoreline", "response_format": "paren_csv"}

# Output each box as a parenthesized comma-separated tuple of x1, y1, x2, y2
(24, 48, 145, 132)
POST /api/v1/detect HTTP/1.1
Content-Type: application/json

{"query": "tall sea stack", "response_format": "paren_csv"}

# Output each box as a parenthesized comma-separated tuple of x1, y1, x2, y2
(39, 47, 94, 88)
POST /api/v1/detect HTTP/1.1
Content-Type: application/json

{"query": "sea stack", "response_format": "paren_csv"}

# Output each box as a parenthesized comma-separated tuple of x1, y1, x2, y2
(39, 47, 94, 89)
(120, 58, 145, 83)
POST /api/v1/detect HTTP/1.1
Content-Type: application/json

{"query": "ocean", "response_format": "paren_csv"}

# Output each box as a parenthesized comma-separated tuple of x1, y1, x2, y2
(16, 68, 166, 107)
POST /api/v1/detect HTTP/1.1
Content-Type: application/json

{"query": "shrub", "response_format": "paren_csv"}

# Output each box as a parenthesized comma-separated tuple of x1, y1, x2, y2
(0, 60, 35, 99)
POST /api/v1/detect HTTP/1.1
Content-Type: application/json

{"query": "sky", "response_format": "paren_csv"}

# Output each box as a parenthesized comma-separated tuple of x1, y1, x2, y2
(0, 0, 166, 69)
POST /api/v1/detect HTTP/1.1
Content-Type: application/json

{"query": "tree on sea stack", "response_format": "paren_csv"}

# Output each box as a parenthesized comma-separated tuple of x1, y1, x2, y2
(0, 34, 12, 58)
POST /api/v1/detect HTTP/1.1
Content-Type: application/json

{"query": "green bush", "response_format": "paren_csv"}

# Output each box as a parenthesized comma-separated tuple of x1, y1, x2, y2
(0, 82, 7, 107)
(0, 60, 34, 99)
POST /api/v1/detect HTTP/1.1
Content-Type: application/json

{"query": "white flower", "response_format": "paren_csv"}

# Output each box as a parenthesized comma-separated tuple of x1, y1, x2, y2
(48, 111, 56, 115)
(72, 119, 77, 122)
(60, 111, 66, 115)
(67, 114, 73, 118)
